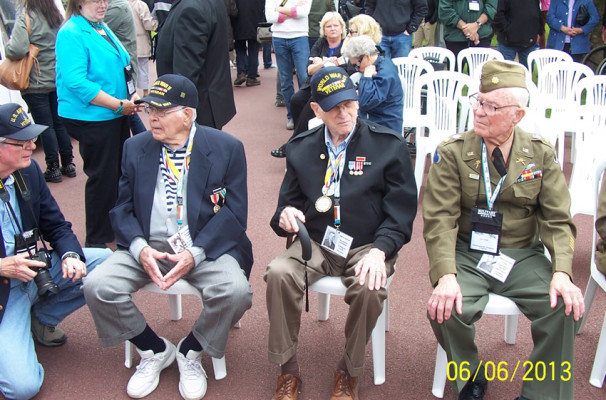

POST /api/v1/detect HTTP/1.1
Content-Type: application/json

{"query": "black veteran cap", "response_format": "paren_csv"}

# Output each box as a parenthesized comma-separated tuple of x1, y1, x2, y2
(480, 60, 527, 93)
(136, 74, 198, 109)
(310, 66, 358, 111)
(0, 103, 47, 141)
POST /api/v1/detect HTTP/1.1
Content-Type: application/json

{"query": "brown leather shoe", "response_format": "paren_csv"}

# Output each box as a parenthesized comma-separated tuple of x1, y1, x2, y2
(272, 369, 301, 400)
(330, 369, 358, 400)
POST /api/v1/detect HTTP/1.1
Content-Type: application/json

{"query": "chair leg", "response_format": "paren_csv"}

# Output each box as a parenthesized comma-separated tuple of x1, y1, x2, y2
(589, 311, 606, 388)
(212, 356, 227, 380)
(371, 306, 386, 385)
(579, 277, 599, 334)
(125, 341, 134, 368)
(317, 293, 331, 321)
(504, 315, 519, 345)
(168, 294, 183, 321)
(432, 344, 448, 398)
(384, 296, 390, 332)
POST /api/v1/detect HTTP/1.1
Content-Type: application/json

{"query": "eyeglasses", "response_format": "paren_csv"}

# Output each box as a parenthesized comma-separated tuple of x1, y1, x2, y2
(348, 29, 358, 35)
(350, 55, 366, 71)
(469, 94, 519, 116)
(1, 137, 38, 149)
(143, 106, 186, 118)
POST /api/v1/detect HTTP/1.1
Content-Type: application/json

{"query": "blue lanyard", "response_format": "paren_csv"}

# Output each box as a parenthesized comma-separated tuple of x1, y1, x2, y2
(481, 141, 507, 211)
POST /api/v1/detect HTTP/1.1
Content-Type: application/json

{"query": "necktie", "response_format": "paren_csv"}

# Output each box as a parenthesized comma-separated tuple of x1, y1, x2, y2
(492, 147, 507, 177)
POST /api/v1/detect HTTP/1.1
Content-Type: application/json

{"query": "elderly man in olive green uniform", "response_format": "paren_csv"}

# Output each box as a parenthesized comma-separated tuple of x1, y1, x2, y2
(595, 175, 606, 276)
(423, 60, 584, 400)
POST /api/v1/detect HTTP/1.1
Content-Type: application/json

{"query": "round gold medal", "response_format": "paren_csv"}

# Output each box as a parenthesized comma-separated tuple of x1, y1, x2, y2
(315, 195, 332, 213)
(213, 205, 220, 213)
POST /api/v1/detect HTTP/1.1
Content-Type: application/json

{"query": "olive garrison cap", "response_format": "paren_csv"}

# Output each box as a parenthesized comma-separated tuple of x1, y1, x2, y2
(480, 60, 527, 93)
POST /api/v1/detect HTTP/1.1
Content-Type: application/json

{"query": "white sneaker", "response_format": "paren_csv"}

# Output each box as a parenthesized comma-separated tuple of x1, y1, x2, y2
(127, 337, 176, 398)
(176, 338, 208, 400)
(286, 119, 294, 130)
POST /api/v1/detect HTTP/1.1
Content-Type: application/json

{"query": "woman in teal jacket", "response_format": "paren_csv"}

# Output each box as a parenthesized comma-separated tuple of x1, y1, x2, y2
(56, 0, 138, 247)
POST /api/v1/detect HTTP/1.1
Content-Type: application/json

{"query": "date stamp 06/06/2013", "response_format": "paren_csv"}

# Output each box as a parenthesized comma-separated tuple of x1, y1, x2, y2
(447, 360, 572, 383)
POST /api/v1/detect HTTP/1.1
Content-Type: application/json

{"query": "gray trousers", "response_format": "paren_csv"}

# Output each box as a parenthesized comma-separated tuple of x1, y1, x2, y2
(264, 241, 395, 377)
(83, 248, 252, 359)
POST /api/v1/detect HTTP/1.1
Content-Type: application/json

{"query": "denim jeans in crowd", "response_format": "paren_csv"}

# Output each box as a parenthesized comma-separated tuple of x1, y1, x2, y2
(497, 42, 539, 68)
(263, 43, 273, 68)
(22, 91, 72, 167)
(272, 36, 310, 120)
(235, 39, 260, 78)
(129, 113, 147, 135)
(380, 32, 413, 58)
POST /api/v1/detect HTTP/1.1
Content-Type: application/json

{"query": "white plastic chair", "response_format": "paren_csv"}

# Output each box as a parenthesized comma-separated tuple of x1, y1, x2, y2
(409, 46, 456, 72)
(124, 280, 240, 380)
(391, 57, 434, 136)
(456, 47, 504, 80)
(577, 159, 606, 388)
(431, 293, 522, 398)
(536, 62, 594, 169)
(413, 71, 473, 195)
(527, 49, 573, 83)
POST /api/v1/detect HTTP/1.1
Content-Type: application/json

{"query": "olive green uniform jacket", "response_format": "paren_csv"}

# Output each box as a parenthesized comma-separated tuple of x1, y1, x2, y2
(595, 175, 606, 275)
(423, 127, 576, 286)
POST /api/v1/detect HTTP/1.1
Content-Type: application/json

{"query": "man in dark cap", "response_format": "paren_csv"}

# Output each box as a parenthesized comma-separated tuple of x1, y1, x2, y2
(83, 74, 253, 400)
(265, 66, 417, 400)
(0, 103, 110, 399)
(424, 60, 584, 400)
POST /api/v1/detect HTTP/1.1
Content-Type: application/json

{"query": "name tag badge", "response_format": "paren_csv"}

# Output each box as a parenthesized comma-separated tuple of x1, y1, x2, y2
(168, 225, 193, 254)
(321, 226, 353, 258)
(469, 0, 480, 11)
(477, 253, 515, 282)
(469, 207, 503, 255)
(124, 65, 136, 97)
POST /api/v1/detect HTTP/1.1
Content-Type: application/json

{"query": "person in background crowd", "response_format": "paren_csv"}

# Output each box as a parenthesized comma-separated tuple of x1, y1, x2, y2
(365, 0, 428, 58)
(493, 0, 542, 68)
(346, 13, 382, 44)
(5, 0, 76, 184)
(413, 0, 437, 47)
(602, 6, 606, 43)
(546, 0, 599, 62)
(233, 0, 264, 87)
(0, 103, 110, 400)
(265, 0, 312, 131)
(438, 0, 497, 60)
(308, 0, 335, 49)
(155, 0, 236, 129)
(265, 66, 416, 400)
(105, 0, 147, 135)
(539, 0, 550, 49)
(56, 0, 137, 248)
(128, 0, 158, 97)
(342, 35, 404, 134)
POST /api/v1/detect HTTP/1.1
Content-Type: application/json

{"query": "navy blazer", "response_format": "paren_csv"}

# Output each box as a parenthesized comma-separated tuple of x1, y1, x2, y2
(110, 124, 253, 277)
(0, 161, 84, 323)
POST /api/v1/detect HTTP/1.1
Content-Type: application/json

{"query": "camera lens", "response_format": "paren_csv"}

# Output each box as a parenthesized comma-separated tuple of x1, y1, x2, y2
(33, 268, 60, 296)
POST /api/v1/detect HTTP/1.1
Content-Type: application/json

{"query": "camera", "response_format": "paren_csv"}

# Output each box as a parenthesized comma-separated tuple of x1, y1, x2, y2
(29, 250, 60, 297)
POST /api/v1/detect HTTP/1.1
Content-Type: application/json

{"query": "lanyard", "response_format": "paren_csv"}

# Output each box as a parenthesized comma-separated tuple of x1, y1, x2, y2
(481, 141, 506, 211)
(161, 125, 196, 225)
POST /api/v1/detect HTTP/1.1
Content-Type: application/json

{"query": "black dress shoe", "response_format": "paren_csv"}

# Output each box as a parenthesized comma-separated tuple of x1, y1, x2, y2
(271, 146, 286, 158)
(458, 366, 487, 400)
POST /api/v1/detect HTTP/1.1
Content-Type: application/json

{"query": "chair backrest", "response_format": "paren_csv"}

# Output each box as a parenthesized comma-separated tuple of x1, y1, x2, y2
(590, 160, 606, 293)
(527, 49, 573, 83)
(575, 74, 606, 128)
(391, 57, 434, 133)
(409, 46, 456, 72)
(456, 47, 504, 79)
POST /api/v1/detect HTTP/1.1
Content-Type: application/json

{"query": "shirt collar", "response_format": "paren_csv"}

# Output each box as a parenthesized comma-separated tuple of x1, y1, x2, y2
(323, 121, 357, 155)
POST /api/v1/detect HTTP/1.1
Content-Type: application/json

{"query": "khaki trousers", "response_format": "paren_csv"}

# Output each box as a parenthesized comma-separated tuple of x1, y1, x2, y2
(429, 240, 578, 400)
(265, 240, 395, 377)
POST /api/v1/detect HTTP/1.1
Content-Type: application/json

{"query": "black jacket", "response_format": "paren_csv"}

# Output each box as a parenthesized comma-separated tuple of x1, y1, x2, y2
(365, 0, 428, 36)
(233, 0, 265, 40)
(493, 0, 542, 48)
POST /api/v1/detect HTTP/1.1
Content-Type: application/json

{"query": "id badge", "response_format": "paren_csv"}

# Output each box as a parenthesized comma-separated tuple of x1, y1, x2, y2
(477, 253, 515, 282)
(469, 207, 503, 255)
(124, 64, 136, 97)
(321, 226, 353, 258)
(168, 225, 193, 254)
(469, 0, 480, 11)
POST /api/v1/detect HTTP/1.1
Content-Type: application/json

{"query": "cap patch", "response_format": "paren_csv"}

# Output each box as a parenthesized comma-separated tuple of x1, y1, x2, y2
(10, 107, 32, 129)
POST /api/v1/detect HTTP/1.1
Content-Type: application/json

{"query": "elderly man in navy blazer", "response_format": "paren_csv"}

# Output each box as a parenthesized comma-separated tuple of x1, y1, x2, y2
(0, 103, 110, 400)
(83, 74, 253, 400)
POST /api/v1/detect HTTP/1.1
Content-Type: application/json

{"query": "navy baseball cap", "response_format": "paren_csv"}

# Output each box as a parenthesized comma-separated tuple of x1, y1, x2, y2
(136, 74, 199, 109)
(310, 66, 358, 111)
(0, 103, 47, 141)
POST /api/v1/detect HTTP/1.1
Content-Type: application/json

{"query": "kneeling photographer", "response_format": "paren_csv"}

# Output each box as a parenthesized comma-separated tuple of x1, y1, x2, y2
(0, 103, 111, 400)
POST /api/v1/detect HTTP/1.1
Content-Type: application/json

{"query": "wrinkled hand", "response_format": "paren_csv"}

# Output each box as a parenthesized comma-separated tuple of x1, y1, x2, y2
(122, 99, 138, 116)
(311, 57, 323, 64)
(462, 22, 479, 38)
(363, 64, 377, 78)
(561, 26, 577, 36)
(354, 248, 387, 290)
(427, 274, 463, 324)
(279, 207, 306, 234)
(139, 246, 168, 288)
(163, 250, 195, 289)
(571, 27, 584, 35)
(62, 258, 87, 282)
(549, 271, 584, 321)
(0, 254, 44, 282)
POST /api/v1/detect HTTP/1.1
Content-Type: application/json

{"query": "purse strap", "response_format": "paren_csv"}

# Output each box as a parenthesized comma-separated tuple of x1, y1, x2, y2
(25, 13, 41, 85)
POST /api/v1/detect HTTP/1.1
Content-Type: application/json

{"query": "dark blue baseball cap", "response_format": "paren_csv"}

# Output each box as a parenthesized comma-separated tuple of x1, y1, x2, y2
(310, 66, 358, 111)
(0, 103, 47, 141)
(136, 74, 199, 109)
